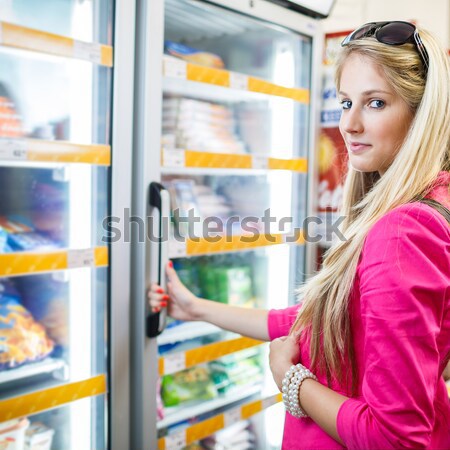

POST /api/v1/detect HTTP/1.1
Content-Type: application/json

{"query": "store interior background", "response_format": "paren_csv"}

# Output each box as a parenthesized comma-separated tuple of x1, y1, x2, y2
(325, 0, 449, 47)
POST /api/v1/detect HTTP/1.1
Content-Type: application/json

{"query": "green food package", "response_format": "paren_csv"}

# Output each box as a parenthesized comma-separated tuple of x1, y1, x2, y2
(161, 367, 218, 408)
(215, 266, 253, 305)
(198, 262, 219, 301)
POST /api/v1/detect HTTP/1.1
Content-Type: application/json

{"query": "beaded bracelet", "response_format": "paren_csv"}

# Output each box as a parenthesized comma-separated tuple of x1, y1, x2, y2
(281, 363, 317, 418)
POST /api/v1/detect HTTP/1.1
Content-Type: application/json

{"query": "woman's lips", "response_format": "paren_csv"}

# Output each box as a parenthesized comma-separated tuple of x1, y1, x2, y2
(349, 142, 371, 154)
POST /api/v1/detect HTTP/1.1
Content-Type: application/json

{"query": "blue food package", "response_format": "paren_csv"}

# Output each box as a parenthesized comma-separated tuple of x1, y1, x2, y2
(0, 226, 7, 253)
(164, 40, 225, 69)
(7, 232, 59, 251)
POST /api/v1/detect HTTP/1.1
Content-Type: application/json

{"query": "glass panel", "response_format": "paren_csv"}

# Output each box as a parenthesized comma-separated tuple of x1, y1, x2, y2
(163, 0, 312, 159)
(164, 0, 311, 87)
(162, 94, 308, 159)
(0, 394, 106, 450)
(0, 2, 113, 449)
(0, 166, 109, 250)
(159, 0, 312, 446)
(0, 50, 111, 144)
(0, 268, 107, 396)
(0, 0, 113, 45)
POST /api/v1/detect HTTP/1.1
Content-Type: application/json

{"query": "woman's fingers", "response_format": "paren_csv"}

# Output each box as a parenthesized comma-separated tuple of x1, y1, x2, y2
(150, 283, 165, 294)
(166, 261, 180, 283)
(149, 294, 170, 313)
(148, 283, 170, 313)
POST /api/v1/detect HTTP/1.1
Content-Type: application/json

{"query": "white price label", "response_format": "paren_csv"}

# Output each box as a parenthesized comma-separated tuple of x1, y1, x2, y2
(164, 352, 186, 375)
(164, 430, 186, 450)
(224, 408, 241, 427)
(164, 58, 187, 79)
(163, 148, 185, 168)
(262, 396, 276, 410)
(169, 240, 187, 259)
(73, 41, 102, 64)
(252, 155, 268, 170)
(229, 72, 248, 90)
(0, 139, 27, 161)
(67, 249, 95, 269)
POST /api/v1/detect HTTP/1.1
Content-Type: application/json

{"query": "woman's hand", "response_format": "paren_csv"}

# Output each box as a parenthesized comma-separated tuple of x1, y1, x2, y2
(148, 261, 200, 322)
(269, 334, 301, 391)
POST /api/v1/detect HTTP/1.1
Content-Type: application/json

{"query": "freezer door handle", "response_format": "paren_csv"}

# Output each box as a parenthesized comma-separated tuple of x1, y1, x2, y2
(146, 181, 170, 338)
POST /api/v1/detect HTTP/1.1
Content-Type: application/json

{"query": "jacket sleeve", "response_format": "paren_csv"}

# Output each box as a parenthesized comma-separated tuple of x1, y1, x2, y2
(267, 304, 301, 340)
(336, 204, 450, 449)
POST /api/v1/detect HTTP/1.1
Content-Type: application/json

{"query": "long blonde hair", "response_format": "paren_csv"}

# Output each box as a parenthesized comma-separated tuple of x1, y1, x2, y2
(291, 29, 450, 391)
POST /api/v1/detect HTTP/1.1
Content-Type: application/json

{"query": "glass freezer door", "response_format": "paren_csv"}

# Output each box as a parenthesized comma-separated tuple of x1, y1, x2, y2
(0, 1, 114, 449)
(131, 0, 322, 449)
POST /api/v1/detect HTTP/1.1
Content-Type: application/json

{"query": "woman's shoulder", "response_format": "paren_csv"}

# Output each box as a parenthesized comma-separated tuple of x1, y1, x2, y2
(367, 201, 450, 243)
(358, 202, 450, 274)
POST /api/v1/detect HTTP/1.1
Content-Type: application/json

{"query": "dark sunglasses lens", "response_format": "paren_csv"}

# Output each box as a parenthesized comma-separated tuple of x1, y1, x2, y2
(352, 24, 376, 40)
(342, 23, 374, 46)
(377, 22, 415, 44)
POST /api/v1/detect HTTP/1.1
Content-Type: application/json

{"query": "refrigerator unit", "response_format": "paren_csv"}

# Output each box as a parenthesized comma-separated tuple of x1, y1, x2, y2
(0, 0, 324, 448)
(0, 0, 134, 449)
(131, 1, 323, 449)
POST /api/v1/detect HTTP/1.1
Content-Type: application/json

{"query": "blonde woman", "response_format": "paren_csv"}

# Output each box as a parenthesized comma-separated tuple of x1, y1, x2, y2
(149, 22, 450, 449)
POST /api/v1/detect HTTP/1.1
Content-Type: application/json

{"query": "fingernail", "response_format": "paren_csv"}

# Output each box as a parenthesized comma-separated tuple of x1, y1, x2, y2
(162, 295, 169, 300)
(153, 307, 160, 313)
(160, 302, 167, 307)
(168, 261, 173, 268)
(157, 288, 164, 294)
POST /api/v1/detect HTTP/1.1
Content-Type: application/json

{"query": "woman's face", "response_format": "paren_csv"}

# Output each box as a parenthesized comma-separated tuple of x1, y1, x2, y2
(338, 53, 414, 175)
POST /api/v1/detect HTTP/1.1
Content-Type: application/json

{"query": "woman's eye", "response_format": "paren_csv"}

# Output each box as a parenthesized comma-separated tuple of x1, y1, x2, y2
(369, 99, 385, 108)
(341, 100, 352, 110)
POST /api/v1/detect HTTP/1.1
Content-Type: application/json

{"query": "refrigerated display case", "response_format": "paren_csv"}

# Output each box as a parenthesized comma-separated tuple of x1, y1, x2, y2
(0, 1, 135, 449)
(130, 0, 322, 449)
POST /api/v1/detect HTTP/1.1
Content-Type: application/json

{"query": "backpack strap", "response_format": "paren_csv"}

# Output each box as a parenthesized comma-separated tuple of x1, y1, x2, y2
(419, 198, 450, 224)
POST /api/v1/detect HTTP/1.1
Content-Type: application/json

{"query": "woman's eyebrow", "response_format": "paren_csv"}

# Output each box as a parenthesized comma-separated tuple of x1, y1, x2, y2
(338, 89, 393, 97)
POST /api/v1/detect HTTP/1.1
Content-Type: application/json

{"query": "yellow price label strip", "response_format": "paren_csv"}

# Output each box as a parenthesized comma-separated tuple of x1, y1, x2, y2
(0, 374, 107, 422)
(26, 139, 111, 165)
(162, 149, 307, 173)
(185, 232, 305, 256)
(0, 21, 113, 67)
(0, 247, 108, 277)
(163, 56, 309, 104)
(159, 337, 263, 376)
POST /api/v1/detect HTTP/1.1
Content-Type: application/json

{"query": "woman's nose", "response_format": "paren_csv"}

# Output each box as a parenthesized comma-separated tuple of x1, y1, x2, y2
(341, 109, 364, 134)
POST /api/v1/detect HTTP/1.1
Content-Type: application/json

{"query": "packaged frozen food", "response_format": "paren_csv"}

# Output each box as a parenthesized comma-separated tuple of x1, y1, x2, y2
(0, 418, 30, 450)
(198, 264, 253, 306)
(0, 82, 23, 138)
(0, 216, 60, 252)
(209, 350, 263, 392)
(17, 275, 69, 348)
(164, 41, 225, 69)
(0, 217, 33, 234)
(202, 420, 255, 450)
(162, 97, 246, 153)
(0, 280, 54, 370)
(161, 366, 218, 407)
(7, 232, 59, 252)
(30, 182, 67, 242)
(24, 422, 54, 450)
(0, 226, 7, 253)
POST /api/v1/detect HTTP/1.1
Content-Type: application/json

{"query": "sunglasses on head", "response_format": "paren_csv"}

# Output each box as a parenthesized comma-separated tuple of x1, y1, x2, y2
(341, 21, 429, 72)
